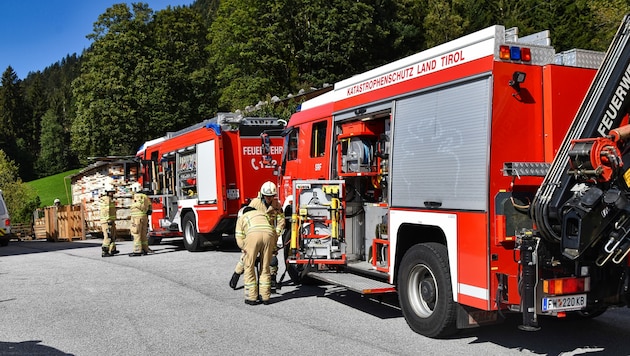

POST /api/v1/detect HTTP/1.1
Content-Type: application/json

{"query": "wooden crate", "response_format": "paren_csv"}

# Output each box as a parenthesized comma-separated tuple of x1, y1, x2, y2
(42, 205, 86, 241)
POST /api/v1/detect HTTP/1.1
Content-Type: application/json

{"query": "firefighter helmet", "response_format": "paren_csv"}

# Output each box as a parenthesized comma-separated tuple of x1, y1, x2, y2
(260, 181, 277, 197)
(104, 184, 116, 193)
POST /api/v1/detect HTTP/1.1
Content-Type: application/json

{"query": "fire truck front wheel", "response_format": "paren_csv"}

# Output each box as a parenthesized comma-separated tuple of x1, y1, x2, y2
(397, 242, 457, 338)
(182, 213, 203, 252)
(200, 232, 222, 248)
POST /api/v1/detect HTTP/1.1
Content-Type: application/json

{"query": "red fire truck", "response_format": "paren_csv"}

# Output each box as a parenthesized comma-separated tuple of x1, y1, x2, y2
(137, 113, 285, 251)
(270, 16, 630, 337)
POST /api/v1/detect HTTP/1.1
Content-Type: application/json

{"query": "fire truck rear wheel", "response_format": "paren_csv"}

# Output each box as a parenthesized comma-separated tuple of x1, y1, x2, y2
(182, 213, 203, 252)
(397, 242, 457, 338)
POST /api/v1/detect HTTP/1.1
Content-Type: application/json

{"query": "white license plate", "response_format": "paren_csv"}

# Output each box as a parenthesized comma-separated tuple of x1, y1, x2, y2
(226, 189, 239, 200)
(542, 294, 587, 312)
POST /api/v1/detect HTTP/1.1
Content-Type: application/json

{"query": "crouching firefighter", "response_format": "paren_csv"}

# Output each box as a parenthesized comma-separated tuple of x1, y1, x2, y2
(229, 181, 285, 292)
(249, 181, 285, 292)
(234, 206, 276, 305)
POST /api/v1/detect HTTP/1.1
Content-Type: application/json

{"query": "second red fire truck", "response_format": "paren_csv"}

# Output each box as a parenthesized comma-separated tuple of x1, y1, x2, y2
(136, 113, 285, 251)
(269, 16, 630, 337)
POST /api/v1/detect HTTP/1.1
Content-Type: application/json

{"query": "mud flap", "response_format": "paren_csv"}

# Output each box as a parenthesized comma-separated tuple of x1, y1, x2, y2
(456, 304, 502, 329)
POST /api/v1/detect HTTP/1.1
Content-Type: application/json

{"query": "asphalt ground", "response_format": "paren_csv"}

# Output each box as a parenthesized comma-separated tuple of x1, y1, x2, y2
(2, 237, 630, 356)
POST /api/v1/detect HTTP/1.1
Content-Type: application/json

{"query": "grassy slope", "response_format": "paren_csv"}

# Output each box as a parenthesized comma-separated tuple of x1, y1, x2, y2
(26, 169, 81, 207)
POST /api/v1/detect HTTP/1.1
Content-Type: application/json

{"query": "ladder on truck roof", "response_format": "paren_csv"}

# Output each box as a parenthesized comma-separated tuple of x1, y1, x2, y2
(532, 14, 630, 242)
(164, 113, 283, 139)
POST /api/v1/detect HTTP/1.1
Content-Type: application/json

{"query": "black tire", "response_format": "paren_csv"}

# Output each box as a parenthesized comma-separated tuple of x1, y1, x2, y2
(200, 232, 222, 248)
(397, 243, 457, 338)
(182, 213, 202, 252)
(286, 262, 304, 284)
(0, 238, 8, 247)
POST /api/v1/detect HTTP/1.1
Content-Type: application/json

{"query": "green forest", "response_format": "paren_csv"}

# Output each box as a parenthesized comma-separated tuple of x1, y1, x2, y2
(0, 0, 629, 222)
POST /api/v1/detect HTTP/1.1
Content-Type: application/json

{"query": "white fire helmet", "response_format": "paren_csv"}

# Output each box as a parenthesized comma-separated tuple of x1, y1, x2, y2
(260, 181, 277, 197)
(282, 195, 293, 211)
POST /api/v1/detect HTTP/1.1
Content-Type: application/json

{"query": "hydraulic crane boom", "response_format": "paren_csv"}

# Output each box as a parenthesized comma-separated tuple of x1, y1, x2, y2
(532, 15, 630, 244)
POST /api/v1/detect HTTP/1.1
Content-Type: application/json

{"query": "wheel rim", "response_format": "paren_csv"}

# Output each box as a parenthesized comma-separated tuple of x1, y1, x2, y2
(407, 263, 438, 318)
(184, 220, 195, 245)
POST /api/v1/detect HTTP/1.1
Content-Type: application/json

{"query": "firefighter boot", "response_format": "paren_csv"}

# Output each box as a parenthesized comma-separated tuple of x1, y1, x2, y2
(270, 255, 279, 293)
(101, 246, 110, 257)
(229, 272, 240, 290)
(271, 274, 277, 293)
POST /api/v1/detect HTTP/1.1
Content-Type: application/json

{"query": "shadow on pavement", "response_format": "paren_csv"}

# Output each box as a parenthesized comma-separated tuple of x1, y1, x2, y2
(0, 340, 74, 355)
(0, 239, 102, 257)
(461, 310, 630, 355)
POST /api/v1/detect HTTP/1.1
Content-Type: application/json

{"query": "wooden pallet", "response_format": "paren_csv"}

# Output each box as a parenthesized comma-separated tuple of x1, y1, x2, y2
(10, 223, 33, 240)
(34, 218, 47, 240)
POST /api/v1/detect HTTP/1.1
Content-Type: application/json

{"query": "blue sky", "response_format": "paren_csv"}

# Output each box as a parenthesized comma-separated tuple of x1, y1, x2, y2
(1, 1, 192, 79)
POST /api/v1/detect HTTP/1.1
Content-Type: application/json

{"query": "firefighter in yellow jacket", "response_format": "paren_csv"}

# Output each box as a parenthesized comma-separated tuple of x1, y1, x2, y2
(100, 185, 119, 257)
(129, 188, 152, 257)
(235, 206, 276, 304)
(229, 181, 285, 291)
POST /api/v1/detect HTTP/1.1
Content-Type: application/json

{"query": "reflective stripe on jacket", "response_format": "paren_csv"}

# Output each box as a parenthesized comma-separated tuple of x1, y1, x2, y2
(130, 193, 150, 217)
(235, 210, 274, 243)
(100, 196, 116, 221)
(249, 197, 285, 237)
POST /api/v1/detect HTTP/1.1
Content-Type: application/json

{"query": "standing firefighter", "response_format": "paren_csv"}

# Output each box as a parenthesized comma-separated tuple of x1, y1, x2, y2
(235, 206, 276, 305)
(129, 188, 152, 257)
(100, 186, 119, 257)
(229, 181, 285, 291)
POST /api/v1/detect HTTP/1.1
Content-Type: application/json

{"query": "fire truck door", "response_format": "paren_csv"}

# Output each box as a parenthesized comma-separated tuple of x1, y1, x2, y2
(197, 140, 219, 203)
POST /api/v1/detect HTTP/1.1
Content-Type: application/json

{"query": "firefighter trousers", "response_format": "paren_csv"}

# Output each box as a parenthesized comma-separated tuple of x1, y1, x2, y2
(131, 216, 149, 253)
(235, 248, 278, 275)
(243, 230, 275, 302)
(101, 222, 117, 253)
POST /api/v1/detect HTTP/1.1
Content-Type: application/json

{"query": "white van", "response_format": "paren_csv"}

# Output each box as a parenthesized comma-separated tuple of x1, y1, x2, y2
(0, 189, 11, 246)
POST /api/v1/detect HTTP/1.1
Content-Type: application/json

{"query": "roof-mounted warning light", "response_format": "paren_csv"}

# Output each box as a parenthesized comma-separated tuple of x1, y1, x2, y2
(499, 45, 532, 62)
(500, 45, 511, 60)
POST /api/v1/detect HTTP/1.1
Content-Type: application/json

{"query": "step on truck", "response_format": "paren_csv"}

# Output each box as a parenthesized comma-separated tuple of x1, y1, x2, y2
(267, 15, 630, 337)
(136, 113, 285, 251)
